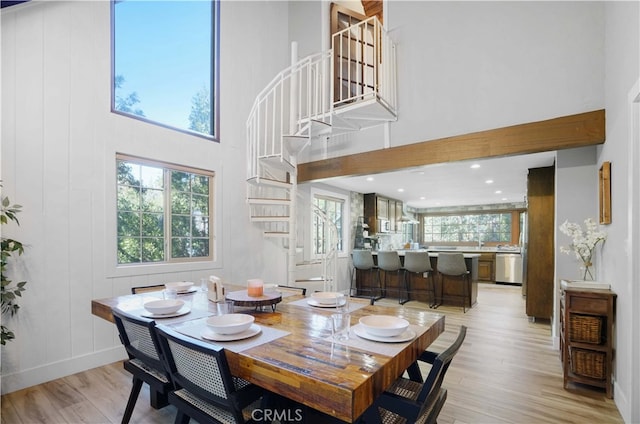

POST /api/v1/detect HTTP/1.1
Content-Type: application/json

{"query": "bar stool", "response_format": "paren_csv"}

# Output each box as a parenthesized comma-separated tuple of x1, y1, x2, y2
(351, 250, 383, 301)
(403, 251, 436, 307)
(436, 252, 471, 312)
(377, 251, 403, 303)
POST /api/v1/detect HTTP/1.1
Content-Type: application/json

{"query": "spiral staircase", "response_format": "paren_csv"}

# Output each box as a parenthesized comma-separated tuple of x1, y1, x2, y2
(246, 16, 397, 288)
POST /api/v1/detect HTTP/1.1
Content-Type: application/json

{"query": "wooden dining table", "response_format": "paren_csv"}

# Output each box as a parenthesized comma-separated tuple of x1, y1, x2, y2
(91, 285, 445, 423)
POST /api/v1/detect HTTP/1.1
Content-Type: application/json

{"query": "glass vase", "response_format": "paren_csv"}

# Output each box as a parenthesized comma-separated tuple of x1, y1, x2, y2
(581, 261, 595, 281)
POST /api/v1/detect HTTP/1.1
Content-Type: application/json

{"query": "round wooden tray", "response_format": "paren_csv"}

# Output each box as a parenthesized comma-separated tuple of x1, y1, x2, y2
(226, 290, 282, 311)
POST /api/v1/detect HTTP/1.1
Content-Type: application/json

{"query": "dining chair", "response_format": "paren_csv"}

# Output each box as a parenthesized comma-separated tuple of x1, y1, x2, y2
(111, 308, 173, 424)
(351, 250, 383, 301)
(154, 325, 265, 424)
(436, 252, 471, 312)
(362, 325, 467, 424)
(276, 284, 307, 296)
(377, 250, 403, 303)
(403, 251, 436, 307)
(131, 284, 165, 294)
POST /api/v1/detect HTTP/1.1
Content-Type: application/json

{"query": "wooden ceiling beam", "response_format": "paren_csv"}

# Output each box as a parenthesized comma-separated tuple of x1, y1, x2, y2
(298, 109, 605, 183)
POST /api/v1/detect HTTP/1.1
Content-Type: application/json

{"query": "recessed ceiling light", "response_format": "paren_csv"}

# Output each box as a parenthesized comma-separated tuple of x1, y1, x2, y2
(485, 179, 494, 184)
(471, 164, 481, 169)
(495, 190, 502, 194)
(366, 177, 374, 182)
(420, 196, 426, 200)
(397, 188, 404, 192)
(502, 197, 508, 201)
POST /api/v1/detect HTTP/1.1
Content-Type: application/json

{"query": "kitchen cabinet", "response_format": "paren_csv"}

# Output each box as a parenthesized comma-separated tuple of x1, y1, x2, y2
(478, 253, 495, 282)
(364, 193, 402, 234)
(395, 201, 403, 233)
(376, 196, 388, 219)
(388, 200, 397, 231)
(561, 286, 616, 398)
(526, 166, 555, 319)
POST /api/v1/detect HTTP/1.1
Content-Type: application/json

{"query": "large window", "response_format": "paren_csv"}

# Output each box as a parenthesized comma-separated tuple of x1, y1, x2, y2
(423, 213, 512, 243)
(117, 154, 214, 265)
(313, 194, 345, 256)
(112, 0, 219, 140)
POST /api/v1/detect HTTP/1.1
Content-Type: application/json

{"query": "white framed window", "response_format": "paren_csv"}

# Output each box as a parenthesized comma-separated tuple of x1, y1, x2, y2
(423, 213, 512, 243)
(111, 0, 220, 140)
(311, 188, 349, 258)
(116, 153, 215, 265)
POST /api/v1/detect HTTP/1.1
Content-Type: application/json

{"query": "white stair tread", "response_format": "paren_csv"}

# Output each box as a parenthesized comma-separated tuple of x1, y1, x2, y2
(247, 198, 290, 205)
(251, 216, 290, 222)
(246, 176, 291, 189)
(264, 231, 289, 238)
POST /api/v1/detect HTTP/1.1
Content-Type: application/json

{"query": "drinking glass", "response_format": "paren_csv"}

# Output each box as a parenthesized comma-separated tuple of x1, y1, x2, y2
(164, 287, 178, 300)
(217, 300, 234, 315)
(331, 313, 350, 341)
(336, 289, 350, 313)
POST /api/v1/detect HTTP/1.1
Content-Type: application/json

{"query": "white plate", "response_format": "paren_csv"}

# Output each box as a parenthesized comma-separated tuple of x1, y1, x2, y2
(141, 305, 191, 319)
(175, 287, 198, 294)
(353, 325, 416, 343)
(201, 324, 262, 341)
(307, 298, 347, 308)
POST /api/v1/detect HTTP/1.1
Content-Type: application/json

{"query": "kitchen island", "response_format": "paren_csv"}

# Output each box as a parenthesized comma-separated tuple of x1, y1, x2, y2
(354, 250, 479, 308)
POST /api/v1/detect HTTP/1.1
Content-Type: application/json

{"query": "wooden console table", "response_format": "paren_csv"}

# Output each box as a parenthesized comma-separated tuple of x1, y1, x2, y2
(560, 284, 616, 398)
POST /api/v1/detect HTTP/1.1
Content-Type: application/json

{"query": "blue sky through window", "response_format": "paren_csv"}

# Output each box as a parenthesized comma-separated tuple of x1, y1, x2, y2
(114, 1, 212, 134)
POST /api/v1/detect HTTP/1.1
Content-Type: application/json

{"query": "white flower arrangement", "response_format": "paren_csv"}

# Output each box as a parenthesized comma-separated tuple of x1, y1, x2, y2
(559, 218, 607, 280)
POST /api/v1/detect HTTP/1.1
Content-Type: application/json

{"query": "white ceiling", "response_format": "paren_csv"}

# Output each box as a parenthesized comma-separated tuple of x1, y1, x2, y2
(319, 151, 557, 209)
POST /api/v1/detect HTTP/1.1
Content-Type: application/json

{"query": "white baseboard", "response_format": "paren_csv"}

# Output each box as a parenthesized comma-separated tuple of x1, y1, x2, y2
(613, 379, 630, 424)
(1, 346, 126, 395)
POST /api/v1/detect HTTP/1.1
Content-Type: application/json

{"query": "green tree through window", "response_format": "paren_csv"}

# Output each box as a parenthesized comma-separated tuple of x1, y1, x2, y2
(117, 155, 214, 264)
(423, 213, 512, 243)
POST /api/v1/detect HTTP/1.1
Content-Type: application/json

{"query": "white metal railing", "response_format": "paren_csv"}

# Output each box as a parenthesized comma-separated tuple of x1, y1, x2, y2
(331, 16, 397, 112)
(247, 16, 396, 182)
(246, 50, 333, 181)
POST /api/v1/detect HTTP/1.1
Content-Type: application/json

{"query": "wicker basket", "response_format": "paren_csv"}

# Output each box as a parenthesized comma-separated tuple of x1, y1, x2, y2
(569, 314, 602, 344)
(570, 348, 605, 379)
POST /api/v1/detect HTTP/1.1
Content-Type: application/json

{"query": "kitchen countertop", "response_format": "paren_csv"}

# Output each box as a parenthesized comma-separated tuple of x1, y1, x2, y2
(424, 246, 521, 254)
(371, 249, 482, 258)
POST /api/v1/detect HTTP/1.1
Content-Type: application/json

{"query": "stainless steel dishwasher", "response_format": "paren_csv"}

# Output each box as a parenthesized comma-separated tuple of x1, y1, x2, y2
(495, 253, 523, 284)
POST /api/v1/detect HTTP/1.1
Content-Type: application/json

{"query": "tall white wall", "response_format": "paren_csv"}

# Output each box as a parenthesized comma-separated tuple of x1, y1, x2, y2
(553, 147, 597, 343)
(555, 147, 598, 284)
(307, 1, 606, 160)
(601, 2, 640, 422)
(1, 0, 290, 393)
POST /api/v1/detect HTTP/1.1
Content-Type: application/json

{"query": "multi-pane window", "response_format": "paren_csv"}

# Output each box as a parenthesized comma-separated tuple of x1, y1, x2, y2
(117, 155, 214, 264)
(313, 195, 344, 255)
(423, 213, 512, 243)
(112, 0, 219, 140)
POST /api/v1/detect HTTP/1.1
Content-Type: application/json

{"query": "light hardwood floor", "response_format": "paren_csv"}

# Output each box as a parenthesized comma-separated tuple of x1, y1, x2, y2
(1, 284, 624, 423)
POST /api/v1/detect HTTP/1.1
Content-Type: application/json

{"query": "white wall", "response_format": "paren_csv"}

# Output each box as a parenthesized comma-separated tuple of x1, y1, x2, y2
(553, 147, 597, 342)
(1, 0, 291, 393)
(555, 147, 599, 284)
(307, 1, 606, 160)
(601, 2, 640, 422)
